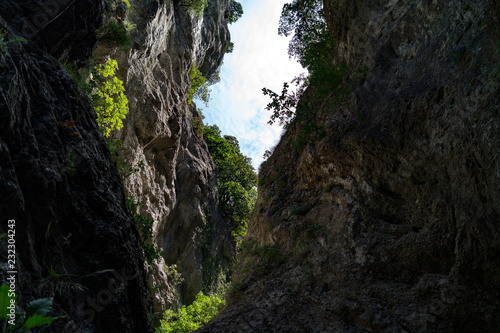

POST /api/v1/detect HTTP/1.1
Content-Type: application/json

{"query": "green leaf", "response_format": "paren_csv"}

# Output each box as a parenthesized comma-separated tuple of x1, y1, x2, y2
(23, 313, 56, 330)
(25, 297, 53, 318)
(0, 283, 16, 320)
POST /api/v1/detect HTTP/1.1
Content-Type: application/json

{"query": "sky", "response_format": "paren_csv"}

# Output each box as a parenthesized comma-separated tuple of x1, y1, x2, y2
(195, 0, 304, 171)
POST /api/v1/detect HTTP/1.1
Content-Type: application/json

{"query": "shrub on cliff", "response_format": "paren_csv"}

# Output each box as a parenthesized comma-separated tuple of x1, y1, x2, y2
(263, 0, 347, 131)
(203, 125, 257, 240)
(96, 21, 131, 47)
(187, 63, 211, 106)
(182, 0, 208, 17)
(229, 1, 243, 24)
(93, 59, 128, 138)
(156, 292, 225, 333)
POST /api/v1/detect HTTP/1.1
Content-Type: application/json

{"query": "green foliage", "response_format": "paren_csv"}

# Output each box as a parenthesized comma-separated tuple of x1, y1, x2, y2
(204, 125, 257, 234)
(93, 59, 128, 138)
(262, 74, 307, 127)
(60, 58, 99, 96)
(182, 0, 208, 18)
(192, 109, 205, 137)
(226, 41, 234, 53)
(232, 241, 286, 284)
(123, 19, 136, 31)
(65, 148, 77, 176)
(278, 0, 328, 67)
(262, 0, 354, 152)
(229, 1, 243, 24)
(187, 63, 211, 106)
(127, 197, 163, 265)
(97, 21, 131, 46)
(108, 0, 131, 8)
(36, 263, 85, 295)
(263, 0, 342, 126)
(107, 139, 144, 176)
(207, 67, 221, 86)
(0, 283, 64, 332)
(156, 292, 225, 333)
(0, 28, 26, 55)
(59, 58, 79, 82)
(165, 264, 184, 287)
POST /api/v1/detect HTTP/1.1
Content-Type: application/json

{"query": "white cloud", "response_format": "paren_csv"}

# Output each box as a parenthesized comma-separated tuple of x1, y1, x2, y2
(195, 0, 304, 170)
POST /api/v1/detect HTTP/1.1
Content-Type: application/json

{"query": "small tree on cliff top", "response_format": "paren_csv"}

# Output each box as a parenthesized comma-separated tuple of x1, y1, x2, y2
(263, 0, 341, 127)
(229, 1, 243, 24)
(182, 0, 208, 17)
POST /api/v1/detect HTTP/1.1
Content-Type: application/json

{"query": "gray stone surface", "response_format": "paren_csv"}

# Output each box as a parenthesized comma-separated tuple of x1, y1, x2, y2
(105, 0, 235, 313)
(198, 0, 500, 332)
(0, 13, 152, 333)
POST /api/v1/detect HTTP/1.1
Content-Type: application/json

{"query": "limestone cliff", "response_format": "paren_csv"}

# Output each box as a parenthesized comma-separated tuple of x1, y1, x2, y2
(0, 1, 152, 332)
(98, 0, 235, 312)
(0, 0, 234, 331)
(198, 0, 500, 332)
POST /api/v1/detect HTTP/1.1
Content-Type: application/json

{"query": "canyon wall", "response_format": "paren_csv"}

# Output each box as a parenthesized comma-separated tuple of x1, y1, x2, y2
(0, 1, 152, 332)
(0, 0, 234, 331)
(107, 0, 235, 311)
(199, 0, 500, 332)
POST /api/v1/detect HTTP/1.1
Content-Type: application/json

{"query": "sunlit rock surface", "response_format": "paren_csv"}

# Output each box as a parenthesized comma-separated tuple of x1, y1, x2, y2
(111, 0, 234, 313)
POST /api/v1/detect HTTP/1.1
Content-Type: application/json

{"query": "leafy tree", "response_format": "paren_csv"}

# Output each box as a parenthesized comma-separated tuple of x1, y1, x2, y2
(204, 125, 257, 233)
(207, 67, 221, 86)
(262, 74, 307, 127)
(278, 0, 329, 67)
(263, 0, 343, 128)
(229, 1, 243, 24)
(93, 59, 128, 138)
(94, 63, 127, 133)
(182, 0, 208, 18)
(187, 63, 210, 106)
(156, 292, 225, 333)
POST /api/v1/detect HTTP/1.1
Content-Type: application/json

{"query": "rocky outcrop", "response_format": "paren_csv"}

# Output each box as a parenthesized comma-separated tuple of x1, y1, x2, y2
(198, 0, 500, 332)
(101, 0, 234, 313)
(1, 0, 236, 330)
(0, 9, 152, 333)
(0, 0, 105, 62)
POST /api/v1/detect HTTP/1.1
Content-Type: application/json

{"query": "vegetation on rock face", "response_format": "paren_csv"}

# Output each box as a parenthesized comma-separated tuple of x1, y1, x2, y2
(0, 283, 64, 332)
(263, 0, 341, 124)
(182, 0, 208, 18)
(187, 63, 210, 106)
(93, 59, 129, 138)
(0, 28, 26, 55)
(156, 291, 225, 333)
(96, 21, 131, 47)
(203, 125, 257, 242)
(229, 1, 244, 24)
(127, 197, 163, 265)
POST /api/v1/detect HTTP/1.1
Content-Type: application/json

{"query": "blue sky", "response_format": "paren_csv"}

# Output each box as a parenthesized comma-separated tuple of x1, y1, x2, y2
(195, 0, 304, 171)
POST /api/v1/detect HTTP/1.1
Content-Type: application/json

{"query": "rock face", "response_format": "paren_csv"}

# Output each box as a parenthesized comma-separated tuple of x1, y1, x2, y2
(199, 0, 500, 332)
(0, 0, 105, 61)
(0, 8, 152, 333)
(1, 0, 237, 330)
(111, 0, 234, 313)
